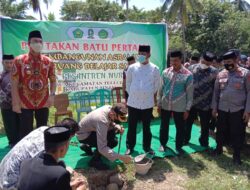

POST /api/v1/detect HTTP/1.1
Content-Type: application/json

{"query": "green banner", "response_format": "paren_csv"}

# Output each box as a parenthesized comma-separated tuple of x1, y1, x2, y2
(1, 18, 167, 93)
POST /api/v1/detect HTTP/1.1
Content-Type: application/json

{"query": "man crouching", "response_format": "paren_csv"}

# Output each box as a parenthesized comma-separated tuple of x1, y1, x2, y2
(77, 103, 132, 170)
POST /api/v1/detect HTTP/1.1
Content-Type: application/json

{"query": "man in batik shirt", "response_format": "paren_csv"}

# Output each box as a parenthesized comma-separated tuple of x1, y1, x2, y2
(184, 52, 218, 147)
(158, 50, 193, 154)
(11, 30, 56, 138)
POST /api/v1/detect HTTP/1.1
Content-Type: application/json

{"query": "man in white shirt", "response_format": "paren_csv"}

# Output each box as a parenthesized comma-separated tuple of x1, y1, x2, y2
(125, 45, 161, 155)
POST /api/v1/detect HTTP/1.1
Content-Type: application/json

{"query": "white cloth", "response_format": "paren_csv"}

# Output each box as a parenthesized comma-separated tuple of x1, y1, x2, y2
(0, 127, 48, 190)
(126, 62, 160, 109)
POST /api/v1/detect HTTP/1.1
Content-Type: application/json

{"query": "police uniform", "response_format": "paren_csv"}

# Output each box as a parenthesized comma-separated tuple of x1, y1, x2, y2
(212, 51, 250, 163)
(18, 126, 71, 190)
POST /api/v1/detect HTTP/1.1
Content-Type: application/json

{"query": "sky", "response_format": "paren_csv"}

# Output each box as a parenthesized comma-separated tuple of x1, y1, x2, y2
(24, 0, 165, 20)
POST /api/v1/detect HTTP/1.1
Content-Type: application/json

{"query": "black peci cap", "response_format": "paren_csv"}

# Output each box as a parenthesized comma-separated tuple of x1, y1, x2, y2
(203, 51, 215, 62)
(190, 56, 200, 62)
(138, 45, 150, 53)
(127, 56, 135, 62)
(44, 126, 71, 144)
(2, 54, 14, 60)
(28, 30, 42, 41)
(170, 50, 182, 58)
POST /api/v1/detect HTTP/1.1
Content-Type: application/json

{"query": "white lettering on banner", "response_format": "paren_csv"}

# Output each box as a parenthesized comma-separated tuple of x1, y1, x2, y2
(63, 73, 106, 80)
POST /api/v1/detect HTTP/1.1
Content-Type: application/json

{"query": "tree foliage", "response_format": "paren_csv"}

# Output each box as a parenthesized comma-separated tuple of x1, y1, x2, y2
(162, 0, 203, 59)
(60, 0, 165, 22)
(61, 0, 123, 21)
(231, 0, 250, 12)
(185, 0, 250, 55)
(47, 12, 55, 21)
(0, 0, 29, 19)
(28, 0, 52, 20)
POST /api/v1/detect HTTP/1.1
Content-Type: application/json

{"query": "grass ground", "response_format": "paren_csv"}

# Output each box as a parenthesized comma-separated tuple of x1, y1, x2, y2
(0, 107, 249, 190)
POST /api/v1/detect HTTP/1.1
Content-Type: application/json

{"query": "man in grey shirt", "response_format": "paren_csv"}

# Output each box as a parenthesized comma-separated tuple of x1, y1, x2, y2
(77, 103, 132, 170)
(212, 51, 250, 164)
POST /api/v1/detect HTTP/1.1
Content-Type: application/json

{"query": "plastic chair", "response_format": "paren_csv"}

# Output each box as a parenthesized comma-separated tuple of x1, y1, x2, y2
(54, 94, 73, 124)
(111, 87, 125, 105)
(68, 92, 76, 104)
(92, 89, 111, 108)
(73, 91, 93, 122)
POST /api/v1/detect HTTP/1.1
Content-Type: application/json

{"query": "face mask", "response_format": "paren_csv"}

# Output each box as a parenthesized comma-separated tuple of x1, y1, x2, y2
(224, 64, 234, 71)
(137, 55, 146, 63)
(30, 42, 43, 53)
(200, 63, 209, 69)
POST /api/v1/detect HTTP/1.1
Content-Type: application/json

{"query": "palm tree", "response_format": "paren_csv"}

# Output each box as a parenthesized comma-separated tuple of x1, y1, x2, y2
(28, 0, 51, 20)
(0, 0, 29, 19)
(121, 0, 129, 20)
(231, 0, 250, 11)
(162, 0, 202, 60)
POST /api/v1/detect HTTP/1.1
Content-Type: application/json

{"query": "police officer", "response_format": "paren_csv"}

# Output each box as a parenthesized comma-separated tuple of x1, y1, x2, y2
(77, 104, 132, 170)
(211, 51, 250, 165)
(185, 52, 218, 147)
(18, 126, 85, 190)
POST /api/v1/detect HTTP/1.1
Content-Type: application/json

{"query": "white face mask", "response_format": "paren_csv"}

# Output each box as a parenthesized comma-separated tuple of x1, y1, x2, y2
(137, 55, 146, 64)
(200, 63, 209, 69)
(30, 42, 43, 53)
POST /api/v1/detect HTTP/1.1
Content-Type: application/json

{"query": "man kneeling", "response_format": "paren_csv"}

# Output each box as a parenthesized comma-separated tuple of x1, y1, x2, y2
(77, 103, 132, 170)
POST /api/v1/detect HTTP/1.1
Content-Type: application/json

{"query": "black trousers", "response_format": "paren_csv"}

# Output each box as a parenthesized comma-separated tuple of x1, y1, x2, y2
(125, 91, 129, 102)
(19, 108, 49, 139)
(216, 110, 245, 154)
(159, 109, 185, 149)
(79, 129, 118, 150)
(1, 108, 20, 145)
(126, 106, 153, 151)
(185, 108, 212, 146)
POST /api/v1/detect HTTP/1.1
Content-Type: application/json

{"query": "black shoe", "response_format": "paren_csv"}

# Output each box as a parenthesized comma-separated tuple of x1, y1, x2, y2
(88, 158, 110, 170)
(80, 144, 93, 156)
(199, 139, 208, 147)
(176, 148, 185, 155)
(125, 148, 134, 155)
(233, 152, 242, 165)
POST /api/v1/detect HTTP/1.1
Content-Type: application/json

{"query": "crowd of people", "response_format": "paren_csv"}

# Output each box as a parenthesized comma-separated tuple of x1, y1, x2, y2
(0, 29, 249, 190)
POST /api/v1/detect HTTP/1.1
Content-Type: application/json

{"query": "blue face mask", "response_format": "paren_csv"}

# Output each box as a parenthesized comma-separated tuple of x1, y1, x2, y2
(137, 55, 146, 63)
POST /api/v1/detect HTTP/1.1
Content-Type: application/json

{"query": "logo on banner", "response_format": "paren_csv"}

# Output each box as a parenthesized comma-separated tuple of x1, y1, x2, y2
(68, 27, 113, 40)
